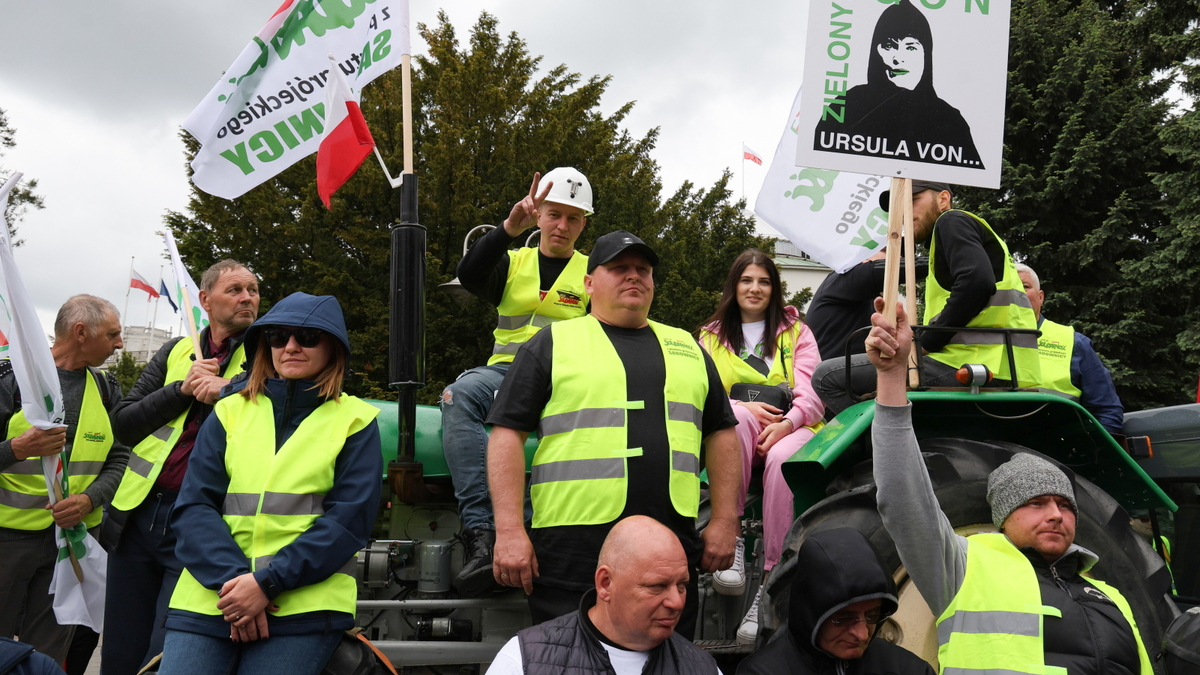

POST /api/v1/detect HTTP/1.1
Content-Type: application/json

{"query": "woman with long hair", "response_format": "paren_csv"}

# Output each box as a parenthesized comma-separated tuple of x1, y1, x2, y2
(698, 250, 824, 645)
(157, 293, 382, 675)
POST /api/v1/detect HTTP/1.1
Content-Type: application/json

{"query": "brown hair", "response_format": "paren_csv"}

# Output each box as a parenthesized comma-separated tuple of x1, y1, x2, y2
(241, 331, 348, 402)
(700, 249, 792, 359)
(201, 260, 253, 293)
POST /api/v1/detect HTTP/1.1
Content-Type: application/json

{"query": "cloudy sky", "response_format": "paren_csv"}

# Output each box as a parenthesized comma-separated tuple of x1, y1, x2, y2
(0, 0, 809, 336)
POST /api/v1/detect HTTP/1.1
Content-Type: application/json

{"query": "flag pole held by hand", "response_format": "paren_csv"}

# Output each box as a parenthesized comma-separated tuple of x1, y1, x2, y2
(50, 480, 84, 583)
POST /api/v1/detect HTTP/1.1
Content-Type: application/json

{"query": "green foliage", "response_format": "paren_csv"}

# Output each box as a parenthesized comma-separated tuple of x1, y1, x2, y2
(0, 108, 43, 245)
(785, 287, 815, 320)
(953, 0, 1200, 410)
(167, 12, 765, 403)
(107, 351, 145, 397)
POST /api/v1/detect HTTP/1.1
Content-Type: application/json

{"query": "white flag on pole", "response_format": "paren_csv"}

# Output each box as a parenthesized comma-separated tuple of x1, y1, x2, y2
(163, 231, 206, 345)
(0, 174, 107, 630)
(185, 0, 410, 200)
(754, 86, 890, 274)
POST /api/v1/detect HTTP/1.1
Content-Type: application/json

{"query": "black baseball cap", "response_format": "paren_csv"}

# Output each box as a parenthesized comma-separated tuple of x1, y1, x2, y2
(587, 230, 660, 272)
(878, 180, 954, 212)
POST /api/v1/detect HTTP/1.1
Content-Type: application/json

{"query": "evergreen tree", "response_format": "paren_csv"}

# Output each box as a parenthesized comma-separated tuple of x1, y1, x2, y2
(953, 0, 1199, 410)
(167, 12, 763, 403)
(107, 350, 146, 397)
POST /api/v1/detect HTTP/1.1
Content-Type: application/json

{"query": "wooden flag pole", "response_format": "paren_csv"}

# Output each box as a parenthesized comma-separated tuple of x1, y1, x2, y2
(402, 53, 414, 175)
(882, 177, 908, 325)
(51, 480, 84, 583)
(902, 181, 920, 387)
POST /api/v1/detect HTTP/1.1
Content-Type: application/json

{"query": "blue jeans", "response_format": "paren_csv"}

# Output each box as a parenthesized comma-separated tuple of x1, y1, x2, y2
(157, 630, 342, 675)
(440, 364, 509, 531)
(102, 490, 184, 675)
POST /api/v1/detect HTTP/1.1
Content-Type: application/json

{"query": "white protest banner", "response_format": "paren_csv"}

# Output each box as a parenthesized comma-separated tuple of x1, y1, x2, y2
(756, 87, 890, 274)
(0, 174, 106, 629)
(186, 0, 411, 200)
(794, 0, 1010, 188)
(163, 230, 207, 345)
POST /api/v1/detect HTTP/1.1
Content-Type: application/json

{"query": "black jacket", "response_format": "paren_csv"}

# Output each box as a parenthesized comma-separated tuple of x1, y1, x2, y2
(518, 591, 716, 675)
(111, 328, 247, 448)
(738, 528, 931, 675)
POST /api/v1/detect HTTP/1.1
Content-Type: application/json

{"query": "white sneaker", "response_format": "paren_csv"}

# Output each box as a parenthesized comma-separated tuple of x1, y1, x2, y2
(713, 537, 747, 596)
(737, 586, 762, 645)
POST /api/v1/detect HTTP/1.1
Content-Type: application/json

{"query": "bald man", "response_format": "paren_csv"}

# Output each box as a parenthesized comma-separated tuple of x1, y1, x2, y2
(485, 516, 719, 675)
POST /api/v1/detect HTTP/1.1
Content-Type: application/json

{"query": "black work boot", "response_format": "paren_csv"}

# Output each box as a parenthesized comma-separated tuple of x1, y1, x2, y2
(455, 527, 500, 597)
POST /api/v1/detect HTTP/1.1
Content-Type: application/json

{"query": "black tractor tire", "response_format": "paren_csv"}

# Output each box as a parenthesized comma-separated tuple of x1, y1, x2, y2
(760, 437, 1175, 673)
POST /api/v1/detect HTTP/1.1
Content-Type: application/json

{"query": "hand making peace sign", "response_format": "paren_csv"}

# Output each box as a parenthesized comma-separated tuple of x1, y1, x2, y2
(502, 172, 555, 237)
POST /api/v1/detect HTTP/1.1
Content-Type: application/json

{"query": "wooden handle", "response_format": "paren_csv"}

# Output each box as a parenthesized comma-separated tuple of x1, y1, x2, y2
(51, 480, 85, 583)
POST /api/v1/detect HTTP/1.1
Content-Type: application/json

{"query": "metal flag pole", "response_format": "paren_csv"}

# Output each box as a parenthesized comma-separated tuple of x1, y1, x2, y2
(150, 265, 163, 339)
(388, 19, 429, 503)
(121, 257, 133, 337)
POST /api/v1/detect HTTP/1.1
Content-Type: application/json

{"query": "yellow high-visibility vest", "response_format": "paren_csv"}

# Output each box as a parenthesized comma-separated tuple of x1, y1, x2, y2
(111, 337, 246, 510)
(489, 247, 589, 365)
(937, 533, 1151, 675)
(0, 370, 113, 530)
(1036, 319, 1081, 399)
(170, 391, 379, 617)
(530, 316, 708, 528)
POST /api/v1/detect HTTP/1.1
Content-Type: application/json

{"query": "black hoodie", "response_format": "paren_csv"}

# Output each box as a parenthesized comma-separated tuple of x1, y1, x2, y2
(738, 528, 933, 675)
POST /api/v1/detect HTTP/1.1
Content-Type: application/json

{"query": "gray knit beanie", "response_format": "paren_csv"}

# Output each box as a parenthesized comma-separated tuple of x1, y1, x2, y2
(986, 453, 1077, 530)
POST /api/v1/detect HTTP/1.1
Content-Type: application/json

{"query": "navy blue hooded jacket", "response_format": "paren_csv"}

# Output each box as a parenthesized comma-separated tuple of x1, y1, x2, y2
(166, 293, 382, 638)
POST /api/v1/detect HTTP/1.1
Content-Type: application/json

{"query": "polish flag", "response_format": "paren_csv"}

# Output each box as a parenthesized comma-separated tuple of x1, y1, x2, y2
(743, 144, 764, 166)
(317, 58, 377, 209)
(130, 270, 159, 298)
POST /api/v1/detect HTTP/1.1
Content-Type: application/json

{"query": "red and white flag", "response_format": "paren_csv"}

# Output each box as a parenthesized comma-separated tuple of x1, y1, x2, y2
(317, 56, 377, 209)
(743, 144, 764, 166)
(130, 270, 159, 298)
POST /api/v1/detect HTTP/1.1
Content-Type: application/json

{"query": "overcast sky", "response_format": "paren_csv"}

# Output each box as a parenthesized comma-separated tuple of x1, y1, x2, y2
(0, 0, 808, 337)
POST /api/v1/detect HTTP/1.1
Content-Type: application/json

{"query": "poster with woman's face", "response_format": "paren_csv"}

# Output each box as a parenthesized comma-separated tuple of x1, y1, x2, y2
(794, 0, 1010, 189)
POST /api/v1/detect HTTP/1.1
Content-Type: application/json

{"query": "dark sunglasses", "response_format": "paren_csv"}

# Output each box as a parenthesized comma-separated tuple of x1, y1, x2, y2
(264, 327, 325, 349)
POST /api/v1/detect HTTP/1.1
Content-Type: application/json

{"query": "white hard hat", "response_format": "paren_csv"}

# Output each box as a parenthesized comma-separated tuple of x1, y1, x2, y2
(541, 167, 594, 216)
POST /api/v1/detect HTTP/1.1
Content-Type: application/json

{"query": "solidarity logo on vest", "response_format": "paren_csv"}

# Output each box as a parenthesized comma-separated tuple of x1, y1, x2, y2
(555, 290, 583, 307)
(82, 432, 106, 443)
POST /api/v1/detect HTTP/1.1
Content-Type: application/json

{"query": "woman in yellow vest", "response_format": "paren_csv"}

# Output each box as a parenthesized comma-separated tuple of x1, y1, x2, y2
(157, 293, 382, 675)
(698, 250, 826, 644)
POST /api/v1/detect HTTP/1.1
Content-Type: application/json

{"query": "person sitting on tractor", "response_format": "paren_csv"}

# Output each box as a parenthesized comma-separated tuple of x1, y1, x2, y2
(1015, 262, 1123, 434)
(866, 298, 1152, 675)
(736, 527, 933, 675)
(813, 181, 1039, 416)
(440, 168, 593, 597)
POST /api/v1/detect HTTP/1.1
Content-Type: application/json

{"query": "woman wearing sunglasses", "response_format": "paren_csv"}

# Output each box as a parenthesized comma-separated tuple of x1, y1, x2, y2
(157, 292, 382, 675)
(697, 249, 826, 644)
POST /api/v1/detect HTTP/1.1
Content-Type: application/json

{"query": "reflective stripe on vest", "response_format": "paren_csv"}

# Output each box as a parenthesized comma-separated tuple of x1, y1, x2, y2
(700, 322, 824, 436)
(1036, 319, 1081, 399)
(169, 390, 379, 617)
(530, 316, 708, 528)
(0, 370, 113, 530)
(924, 211, 1040, 388)
(111, 338, 246, 510)
(489, 247, 590, 366)
(937, 533, 1152, 675)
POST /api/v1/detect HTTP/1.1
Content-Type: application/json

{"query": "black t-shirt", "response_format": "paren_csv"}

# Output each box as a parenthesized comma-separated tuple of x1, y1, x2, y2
(456, 225, 573, 306)
(807, 257, 929, 361)
(487, 321, 737, 591)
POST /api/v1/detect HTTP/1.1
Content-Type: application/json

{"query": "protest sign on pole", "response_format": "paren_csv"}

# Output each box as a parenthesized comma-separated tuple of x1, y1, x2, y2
(186, 0, 411, 200)
(163, 230, 206, 345)
(0, 174, 106, 629)
(793, 0, 1011, 188)
(755, 86, 890, 274)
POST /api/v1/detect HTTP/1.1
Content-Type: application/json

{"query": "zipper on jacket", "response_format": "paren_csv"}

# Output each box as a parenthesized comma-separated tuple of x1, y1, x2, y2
(277, 379, 297, 452)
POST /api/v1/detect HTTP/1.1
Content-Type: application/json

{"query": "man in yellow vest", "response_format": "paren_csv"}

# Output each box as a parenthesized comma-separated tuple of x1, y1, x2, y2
(813, 181, 1039, 416)
(1016, 262, 1123, 434)
(101, 260, 259, 675)
(487, 230, 742, 636)
(441, 169, 593, 597)
(0, 294, 128, 666)
(866, 300, 1153, 675)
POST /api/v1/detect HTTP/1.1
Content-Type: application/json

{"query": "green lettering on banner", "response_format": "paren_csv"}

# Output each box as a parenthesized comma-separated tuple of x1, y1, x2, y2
(249, 131, 285, 162)
(274, 120, 301, 149)
(920, 0, 947, 8)
(966, 0, 989, 13)
(849, 226, 881, 249)
(271, 0, 374, 61)
(288, 103, 327, 141)
(372, 29, 392, 62)
(829, 21, 852, 40)
(784, 168, 840, 211)
(220, 143, 255, 175)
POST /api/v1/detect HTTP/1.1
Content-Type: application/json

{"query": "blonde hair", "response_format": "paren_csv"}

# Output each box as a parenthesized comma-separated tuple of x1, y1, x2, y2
(241, 331, 347, 402)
